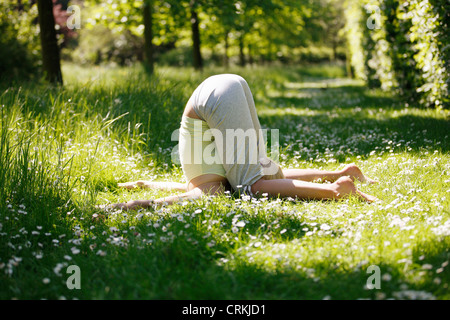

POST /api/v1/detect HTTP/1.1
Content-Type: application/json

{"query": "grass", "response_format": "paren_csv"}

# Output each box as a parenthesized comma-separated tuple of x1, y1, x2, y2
(0, 62, 449, 300)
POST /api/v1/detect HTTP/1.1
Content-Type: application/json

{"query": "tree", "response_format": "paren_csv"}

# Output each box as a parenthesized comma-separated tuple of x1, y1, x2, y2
(315, 0, 346, 61)
(189, 0, 203, 70)
(204, 0, 283, 67)
(85, 0, 157, 71)
(37, 0, 63, 84)
(143, 0, 154, 73)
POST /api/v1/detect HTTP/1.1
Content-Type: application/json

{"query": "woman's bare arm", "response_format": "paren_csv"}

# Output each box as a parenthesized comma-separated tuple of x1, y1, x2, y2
(118, 180, 187, 192)
(108, 188, 202, 210)
(102, 181, 225, 211)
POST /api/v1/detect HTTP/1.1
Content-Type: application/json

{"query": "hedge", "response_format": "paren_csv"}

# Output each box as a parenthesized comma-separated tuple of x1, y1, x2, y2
(344, 0, 449, 109)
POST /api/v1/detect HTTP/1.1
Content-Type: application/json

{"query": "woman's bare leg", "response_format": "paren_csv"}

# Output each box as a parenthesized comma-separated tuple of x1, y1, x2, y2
(118, 180, 187, 192)
(283, 164, 377, 184)
(251, 176, 377, 202)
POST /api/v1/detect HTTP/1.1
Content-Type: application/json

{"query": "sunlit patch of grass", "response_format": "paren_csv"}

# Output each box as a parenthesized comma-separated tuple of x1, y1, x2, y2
(0, 63, 448, 300)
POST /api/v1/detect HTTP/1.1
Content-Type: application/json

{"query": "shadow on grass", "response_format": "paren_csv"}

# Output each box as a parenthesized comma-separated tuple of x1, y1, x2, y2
(258, 111, 450, 155)
(66, 202, 450, 299)
(265, 84, 399, 111)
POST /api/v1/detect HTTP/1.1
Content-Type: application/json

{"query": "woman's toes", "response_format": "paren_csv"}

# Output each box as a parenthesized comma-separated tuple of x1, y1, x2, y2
(343, 164, 377, 184)
(365, 176, 378, 185)
(356, 190, 378, 203)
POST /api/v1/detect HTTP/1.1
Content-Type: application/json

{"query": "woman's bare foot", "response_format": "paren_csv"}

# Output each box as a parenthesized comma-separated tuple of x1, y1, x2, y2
(341, 164, 378, 184)
(332, 176, 378, 202)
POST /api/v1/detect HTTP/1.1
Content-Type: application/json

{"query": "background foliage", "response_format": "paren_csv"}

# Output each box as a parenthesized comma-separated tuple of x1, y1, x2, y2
(0, 0, 448, 106)
(0, 1, 40, 80)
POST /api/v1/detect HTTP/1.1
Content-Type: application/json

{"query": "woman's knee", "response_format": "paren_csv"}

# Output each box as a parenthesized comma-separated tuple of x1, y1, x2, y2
(250, 177, 266, 195)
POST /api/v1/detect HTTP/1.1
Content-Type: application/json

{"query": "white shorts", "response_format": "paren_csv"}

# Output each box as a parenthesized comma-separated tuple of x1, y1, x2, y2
(180, 74, 276, 194)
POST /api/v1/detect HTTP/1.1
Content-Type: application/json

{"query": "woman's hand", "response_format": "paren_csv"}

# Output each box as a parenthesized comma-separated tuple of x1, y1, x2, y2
(97, 199, 155, 211)
(118, 181, 148, 189)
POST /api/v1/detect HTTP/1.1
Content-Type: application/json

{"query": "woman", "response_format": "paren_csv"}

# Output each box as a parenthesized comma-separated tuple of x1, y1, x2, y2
(106, 74, 377, 210)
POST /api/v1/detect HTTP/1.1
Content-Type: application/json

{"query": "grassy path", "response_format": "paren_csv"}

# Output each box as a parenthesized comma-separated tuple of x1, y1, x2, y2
(0, 64, 449, 299)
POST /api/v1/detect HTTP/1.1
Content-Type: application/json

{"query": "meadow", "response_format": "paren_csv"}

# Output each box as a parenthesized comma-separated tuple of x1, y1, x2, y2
(0, 63, 449, 300)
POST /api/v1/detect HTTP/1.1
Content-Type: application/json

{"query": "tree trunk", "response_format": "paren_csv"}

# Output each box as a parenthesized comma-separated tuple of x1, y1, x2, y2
(345, 48, 353, 78)
(37, 0, 63, 85)
(238, 34, 246, 67)
(332, 39, 337, 61)
(224, 30, 229, 68)
(248, 43, 254, 65)
(143, 0, 154, 74)
(190, 0, 203, 70)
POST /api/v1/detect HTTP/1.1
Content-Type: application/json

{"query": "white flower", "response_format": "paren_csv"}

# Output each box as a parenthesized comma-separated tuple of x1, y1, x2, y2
(382, 273, 392, 281)
(320, 223, 331, 231)
(392, 290, 435, 300)
(53, 263, 67, 276)
(235, 221, 246, 228)
(431, 220, 450, 237)
(433, 277, 441, 285)
(96, 250, 107, 256)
